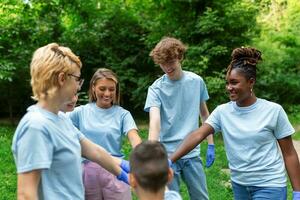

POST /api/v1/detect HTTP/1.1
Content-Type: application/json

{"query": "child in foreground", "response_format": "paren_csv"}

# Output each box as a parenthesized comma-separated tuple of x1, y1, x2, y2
(129, 141, 182, 200)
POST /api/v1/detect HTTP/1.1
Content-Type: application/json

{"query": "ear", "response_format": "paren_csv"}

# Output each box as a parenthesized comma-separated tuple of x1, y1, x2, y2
(248, 78, 255, 87)
(167, 168, 174, 183)
(57, 72, 66, 87)
(129, 173, 137, 188)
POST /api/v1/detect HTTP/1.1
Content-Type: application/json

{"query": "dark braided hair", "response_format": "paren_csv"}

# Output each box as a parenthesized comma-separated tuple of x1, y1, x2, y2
(227, 47, 262, 80)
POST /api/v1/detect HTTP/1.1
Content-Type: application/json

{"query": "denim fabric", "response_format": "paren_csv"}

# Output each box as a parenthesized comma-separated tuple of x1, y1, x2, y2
(168, 156, 209, 200)
(232, 181, 287, 200)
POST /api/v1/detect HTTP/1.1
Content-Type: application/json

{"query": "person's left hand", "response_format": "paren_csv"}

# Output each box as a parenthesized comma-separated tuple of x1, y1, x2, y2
(206, 144, 215, 168)
(120, 159, 130, 173)
(293, 191, 300, 200)
(117, 169, 129, 185)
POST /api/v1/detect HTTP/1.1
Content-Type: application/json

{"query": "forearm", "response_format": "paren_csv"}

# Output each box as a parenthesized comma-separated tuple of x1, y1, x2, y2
(128, 129, 142, 148)
(18, 191, 38, 200)
(148, 107, 161, 140)
(170, 124, 213, 162)
(148, 125, 160, 140)
(284, 151, 300, 191)
(90, 146, 121, 176)
(81, 139, 121, 176)
(206, 134, 214, 144)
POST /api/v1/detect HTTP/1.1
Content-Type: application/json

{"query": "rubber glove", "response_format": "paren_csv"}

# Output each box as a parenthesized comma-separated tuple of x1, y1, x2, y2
(205, 144, 215, 168)
(120, 159, 130, 173)
(293, 191, 300, 200)
(116, 169, 129, 185)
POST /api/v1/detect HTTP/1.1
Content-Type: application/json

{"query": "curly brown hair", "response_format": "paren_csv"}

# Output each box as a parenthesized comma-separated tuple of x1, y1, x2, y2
(150, 37, 187, 65)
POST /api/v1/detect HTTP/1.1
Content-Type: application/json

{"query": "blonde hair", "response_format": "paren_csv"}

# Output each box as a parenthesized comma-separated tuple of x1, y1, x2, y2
(150, 37, 187, 65)
(30, 43, 82, 101)
(88, 68, 120, 105)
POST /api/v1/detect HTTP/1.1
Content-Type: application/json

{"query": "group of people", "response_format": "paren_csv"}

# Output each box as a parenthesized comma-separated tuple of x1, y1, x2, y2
(12, 37, 300, 200)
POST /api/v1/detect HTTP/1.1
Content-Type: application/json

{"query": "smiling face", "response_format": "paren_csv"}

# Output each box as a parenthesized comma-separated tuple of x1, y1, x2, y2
(226, 68, 255, 106)
(159, 59, 183, 80)
(93, 78, 116, 109)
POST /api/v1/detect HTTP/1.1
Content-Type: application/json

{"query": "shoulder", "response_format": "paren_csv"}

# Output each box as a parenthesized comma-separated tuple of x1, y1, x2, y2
(258, 98, 282, 110)
(183, 71, 205, 82)
(113, 105, 131, 116)
(150, 75, 166, 88)
(164, 190, 182, 200)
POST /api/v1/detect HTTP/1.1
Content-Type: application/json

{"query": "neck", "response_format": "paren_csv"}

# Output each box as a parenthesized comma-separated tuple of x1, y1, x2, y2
(236, 94, 257, 107)
(170, 68, 183, 81)
(135, 187, 165, 200)
(37, 97, 61, 114)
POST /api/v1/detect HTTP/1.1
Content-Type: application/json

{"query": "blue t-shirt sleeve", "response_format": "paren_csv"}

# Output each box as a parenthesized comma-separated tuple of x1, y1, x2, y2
(199, 78, 209, 103)
(274, 106, 295, 139)
(15, 124, 53, 173)
(67, 107, 81, 128)
(205, 106, 221, 133)
(144, 86, 161, 112)
(122, 111, 138, 135)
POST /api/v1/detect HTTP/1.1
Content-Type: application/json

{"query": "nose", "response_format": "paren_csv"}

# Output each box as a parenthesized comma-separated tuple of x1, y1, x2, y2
(104, 89, 111, 96)
(226, 84, 232, 91)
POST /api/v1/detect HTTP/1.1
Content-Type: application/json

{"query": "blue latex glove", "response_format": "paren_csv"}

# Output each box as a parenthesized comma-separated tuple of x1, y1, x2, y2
(205, 144, 215, 168)
(116, 169, 129, 185)
(120, 159, 130, 173)
(293, 191, 300, 200)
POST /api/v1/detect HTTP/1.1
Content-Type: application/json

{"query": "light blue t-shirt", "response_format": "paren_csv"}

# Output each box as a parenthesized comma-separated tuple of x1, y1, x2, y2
(206, 98, 295, 187)
(68, 103, 138, 158)
(144, 71, 209, 158)
(11, 105, 85, 200)
(164, 190, 182, 200)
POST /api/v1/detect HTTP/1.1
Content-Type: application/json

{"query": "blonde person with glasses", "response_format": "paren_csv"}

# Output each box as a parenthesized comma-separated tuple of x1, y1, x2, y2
(12, 43, 129, 200)
(68, 68, 142, 200)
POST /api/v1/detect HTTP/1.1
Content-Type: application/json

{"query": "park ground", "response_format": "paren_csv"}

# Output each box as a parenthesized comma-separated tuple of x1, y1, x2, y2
(0, 116, 299, 200)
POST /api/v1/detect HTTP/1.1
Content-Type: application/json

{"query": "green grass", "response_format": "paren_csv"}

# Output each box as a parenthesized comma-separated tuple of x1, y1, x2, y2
(1, 117, 299, 200)
(0, 125, 17, 200)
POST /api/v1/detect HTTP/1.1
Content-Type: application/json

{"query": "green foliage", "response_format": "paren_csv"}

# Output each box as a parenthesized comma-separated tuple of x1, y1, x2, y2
(0, 0, 298, 117)
(252, 0, 300, 105)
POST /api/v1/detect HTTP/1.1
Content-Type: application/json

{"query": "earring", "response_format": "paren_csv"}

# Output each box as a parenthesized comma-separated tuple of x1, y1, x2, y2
(250, 88, 253, 96)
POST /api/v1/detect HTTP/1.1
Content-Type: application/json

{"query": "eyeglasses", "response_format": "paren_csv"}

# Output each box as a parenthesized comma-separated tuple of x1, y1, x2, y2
(68, 74, 84, 88)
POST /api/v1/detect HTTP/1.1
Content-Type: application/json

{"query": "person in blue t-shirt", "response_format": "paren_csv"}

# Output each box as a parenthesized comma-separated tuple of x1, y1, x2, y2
(144, 37, 215, 200)
(170, 47, 300, 200)
(129, 140, 182, 200)
(11, 43, 129, 200)
(68, 68, 142, 200)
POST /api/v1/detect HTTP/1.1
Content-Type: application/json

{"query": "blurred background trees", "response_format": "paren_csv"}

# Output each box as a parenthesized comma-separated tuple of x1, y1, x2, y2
(1, 0, 299, 122)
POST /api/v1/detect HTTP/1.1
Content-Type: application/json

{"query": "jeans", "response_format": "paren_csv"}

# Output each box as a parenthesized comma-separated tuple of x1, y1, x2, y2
(232, 181, 287, 200)
(168, 156, 209, 200)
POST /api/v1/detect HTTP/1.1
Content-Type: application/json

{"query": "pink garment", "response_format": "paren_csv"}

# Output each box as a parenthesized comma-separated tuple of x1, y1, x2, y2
(82, 161, 131, 200)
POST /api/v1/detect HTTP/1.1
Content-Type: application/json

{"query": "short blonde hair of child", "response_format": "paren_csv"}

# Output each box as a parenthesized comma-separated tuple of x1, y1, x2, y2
(30, 43, 82, 101)
(150, 37, 187, 65)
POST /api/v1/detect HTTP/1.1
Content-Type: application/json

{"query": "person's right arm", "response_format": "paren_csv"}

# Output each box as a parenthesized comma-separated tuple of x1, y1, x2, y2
(170, 123, 214, 162)
(148, 106, 161, 141)
(17, 170, 41, 200)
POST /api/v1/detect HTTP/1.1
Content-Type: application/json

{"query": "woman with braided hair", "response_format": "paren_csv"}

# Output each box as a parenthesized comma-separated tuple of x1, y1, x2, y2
(170, 47, 300, 199)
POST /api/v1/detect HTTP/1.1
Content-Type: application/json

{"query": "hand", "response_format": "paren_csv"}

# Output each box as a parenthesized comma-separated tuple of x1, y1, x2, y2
(120, 159, 130, 173)
(293, 191, 300, 200)
(116, 169, 129, 185)
(205, 144, 215, 168)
